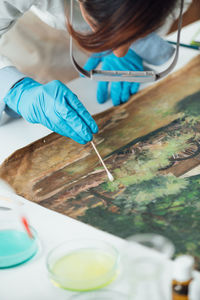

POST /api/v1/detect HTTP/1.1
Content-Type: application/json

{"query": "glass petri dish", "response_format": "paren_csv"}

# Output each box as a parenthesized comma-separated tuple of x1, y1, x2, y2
(127, 233, 175, 258)
(47, 239, 120, 292)
(69, 290, 129, 300)
(0, 222, 38, 268)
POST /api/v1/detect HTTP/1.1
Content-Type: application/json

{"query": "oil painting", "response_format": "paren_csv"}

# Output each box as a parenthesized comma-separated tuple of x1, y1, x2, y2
(1, 56, 200, 265)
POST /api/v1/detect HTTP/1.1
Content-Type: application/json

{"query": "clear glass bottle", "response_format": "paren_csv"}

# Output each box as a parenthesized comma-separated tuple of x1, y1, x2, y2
(172, 255, 194, 300)
(0, 193, 38, 268)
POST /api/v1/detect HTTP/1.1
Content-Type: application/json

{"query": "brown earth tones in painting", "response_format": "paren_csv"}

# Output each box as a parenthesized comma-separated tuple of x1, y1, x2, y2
(1, 56, 200, 205)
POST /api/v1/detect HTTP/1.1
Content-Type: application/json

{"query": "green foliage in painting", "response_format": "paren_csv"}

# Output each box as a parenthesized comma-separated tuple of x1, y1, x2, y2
(175, 91, 200, 117)
(79, 175, 200, 267)
(103, 132, 192, 192)
(77, 90, 200, 267)
(114, 174, 188, 214)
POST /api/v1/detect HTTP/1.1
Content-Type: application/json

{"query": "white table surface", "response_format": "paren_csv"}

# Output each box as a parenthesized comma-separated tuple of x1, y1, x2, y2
(0, 21, 200, 300)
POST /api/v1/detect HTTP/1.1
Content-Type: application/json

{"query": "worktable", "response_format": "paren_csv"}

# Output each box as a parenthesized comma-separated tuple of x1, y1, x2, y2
(0, 21, 200, 300)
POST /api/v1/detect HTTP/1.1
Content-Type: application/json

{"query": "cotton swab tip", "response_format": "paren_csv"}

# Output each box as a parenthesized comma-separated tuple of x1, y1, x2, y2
(107, 171, 114, 182)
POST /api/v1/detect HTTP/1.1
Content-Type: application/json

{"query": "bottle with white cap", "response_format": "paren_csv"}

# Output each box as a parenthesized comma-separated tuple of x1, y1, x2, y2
(172, 255, 194, 300)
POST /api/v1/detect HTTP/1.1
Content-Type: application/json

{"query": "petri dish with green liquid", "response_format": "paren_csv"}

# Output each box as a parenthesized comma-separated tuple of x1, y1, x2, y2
(47, 239, 120, 291)
(0, 221, 39, 268)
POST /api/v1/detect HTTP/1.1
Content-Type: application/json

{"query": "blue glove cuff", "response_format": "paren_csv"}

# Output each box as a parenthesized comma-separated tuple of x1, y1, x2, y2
(3, 77, 39, 117)
(0, 67, 26, 100)
(0, 67, 26, 123)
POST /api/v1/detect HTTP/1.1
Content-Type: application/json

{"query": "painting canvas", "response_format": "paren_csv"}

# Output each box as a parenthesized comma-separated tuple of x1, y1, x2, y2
(1, 56, 200, 266)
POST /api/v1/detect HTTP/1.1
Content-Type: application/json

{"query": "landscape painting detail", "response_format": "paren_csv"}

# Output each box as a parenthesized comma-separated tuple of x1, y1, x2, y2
(1, 56, 200, 265)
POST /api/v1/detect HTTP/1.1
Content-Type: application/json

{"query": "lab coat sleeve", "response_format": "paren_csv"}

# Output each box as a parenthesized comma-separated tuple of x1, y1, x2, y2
(0, 0, 36, 120)
(0, 67, 25, 102)
(130, 33, 175, 66)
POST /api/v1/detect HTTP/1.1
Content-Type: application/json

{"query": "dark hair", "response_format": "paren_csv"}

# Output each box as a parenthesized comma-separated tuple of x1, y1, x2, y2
(67, 0, 178, 52)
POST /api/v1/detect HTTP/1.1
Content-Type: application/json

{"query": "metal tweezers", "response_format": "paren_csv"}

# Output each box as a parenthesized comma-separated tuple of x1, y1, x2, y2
(70, 0, 184, 82)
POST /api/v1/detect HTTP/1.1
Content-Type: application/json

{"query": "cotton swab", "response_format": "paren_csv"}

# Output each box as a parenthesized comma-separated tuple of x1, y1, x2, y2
(21, 216, 33, 238)
(91, 141, 114, 182)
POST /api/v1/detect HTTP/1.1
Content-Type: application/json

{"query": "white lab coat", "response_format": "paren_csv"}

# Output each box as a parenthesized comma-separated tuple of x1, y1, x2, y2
(0, 0, 74, 81)
(0, 0, 66, 71)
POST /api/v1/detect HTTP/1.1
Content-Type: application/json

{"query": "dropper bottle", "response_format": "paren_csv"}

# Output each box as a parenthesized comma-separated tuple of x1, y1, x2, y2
(172, 255, 194, 300)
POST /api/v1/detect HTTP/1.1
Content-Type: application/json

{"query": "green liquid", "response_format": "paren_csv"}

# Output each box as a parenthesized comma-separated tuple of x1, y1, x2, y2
(51, 249, 118, 291)
(0, 229, 38, 268)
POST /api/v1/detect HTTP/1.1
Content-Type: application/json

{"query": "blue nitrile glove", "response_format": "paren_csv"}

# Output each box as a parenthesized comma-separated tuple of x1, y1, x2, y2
(3, 78, 98, 144)
(83, 49, 143, 106)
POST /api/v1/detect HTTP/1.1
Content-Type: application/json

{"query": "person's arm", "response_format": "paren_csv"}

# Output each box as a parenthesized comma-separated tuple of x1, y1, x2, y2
(0, 0, 36, 122)
(0, 1, 98, 143)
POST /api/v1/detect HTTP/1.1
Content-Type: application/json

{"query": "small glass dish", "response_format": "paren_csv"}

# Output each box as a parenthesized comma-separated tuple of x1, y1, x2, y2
(47, 239, 120, 291)
(127, 233, 175, 258)
(0, 222, 38, 268)
(69, 290, 128, 300)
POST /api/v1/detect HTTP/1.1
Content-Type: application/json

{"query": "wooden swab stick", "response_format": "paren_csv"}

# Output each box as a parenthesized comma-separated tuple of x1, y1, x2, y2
(91, 141, 114, 182)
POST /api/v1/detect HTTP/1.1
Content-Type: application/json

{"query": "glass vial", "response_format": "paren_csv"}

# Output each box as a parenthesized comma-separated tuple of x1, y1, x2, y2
(172, 255, 194, 300)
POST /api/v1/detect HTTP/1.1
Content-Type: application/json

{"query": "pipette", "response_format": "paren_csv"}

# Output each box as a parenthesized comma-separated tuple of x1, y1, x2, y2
(91, 141, 114, 182)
